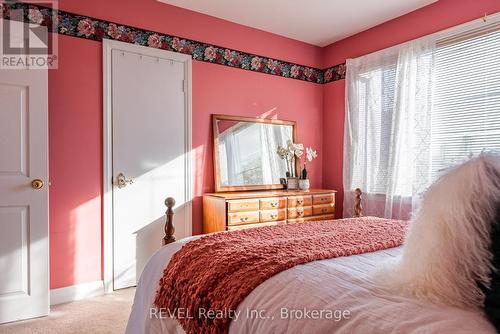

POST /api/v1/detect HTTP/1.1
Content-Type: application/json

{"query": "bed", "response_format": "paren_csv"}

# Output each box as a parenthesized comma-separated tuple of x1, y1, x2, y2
(125, 191, 496, 334)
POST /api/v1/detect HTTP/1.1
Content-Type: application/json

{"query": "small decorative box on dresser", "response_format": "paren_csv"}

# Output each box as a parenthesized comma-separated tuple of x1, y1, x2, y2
(203, 189, 337, 233)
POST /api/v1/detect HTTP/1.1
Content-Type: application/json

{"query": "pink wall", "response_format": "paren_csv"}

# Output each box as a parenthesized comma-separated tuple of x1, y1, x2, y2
(321, 0, 500, 218)
(49, 35, 103, 288)
(322, 81, 345, 218)
(48, 0, 323, 288)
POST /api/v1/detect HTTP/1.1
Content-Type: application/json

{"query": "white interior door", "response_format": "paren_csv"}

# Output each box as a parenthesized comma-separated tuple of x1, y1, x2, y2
(109, 44, 192, 290)
(0, 68, 48, 323)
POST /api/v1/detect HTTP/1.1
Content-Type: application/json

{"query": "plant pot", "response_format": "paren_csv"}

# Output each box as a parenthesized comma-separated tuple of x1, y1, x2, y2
(299, 179, 310, 191)
(286, 177, 299, 190)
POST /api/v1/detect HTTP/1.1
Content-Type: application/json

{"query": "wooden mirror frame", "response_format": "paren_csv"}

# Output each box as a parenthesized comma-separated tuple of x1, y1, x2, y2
(212, 114, 298, 192)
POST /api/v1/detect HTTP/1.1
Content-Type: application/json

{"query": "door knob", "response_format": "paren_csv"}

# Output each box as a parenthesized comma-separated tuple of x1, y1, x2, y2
(31, 179, 44, 189)
(114, 173, 134, 189)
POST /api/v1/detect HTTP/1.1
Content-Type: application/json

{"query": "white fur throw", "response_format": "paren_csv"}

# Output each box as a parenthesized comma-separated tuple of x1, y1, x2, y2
(377, 152, 500, 310)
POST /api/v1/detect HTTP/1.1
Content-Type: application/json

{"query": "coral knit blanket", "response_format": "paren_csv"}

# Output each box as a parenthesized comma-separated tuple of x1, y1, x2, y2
(154, 217, 408, 334)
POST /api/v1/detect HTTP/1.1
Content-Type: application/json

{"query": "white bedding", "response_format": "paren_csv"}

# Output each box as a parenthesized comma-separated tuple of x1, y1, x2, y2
(126, 237, 495, 334)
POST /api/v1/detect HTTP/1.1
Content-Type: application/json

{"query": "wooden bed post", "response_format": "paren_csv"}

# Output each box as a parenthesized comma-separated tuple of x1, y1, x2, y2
(163, 197, 176, 245)
(354, 188, 363, 217)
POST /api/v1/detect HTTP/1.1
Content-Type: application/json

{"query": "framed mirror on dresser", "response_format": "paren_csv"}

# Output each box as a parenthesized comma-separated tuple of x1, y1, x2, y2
(203, 115, 337, 233)
(212, 114, 298, 192)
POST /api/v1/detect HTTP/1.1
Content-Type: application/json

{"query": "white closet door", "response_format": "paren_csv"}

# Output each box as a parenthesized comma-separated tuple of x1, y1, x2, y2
(0, 68, 48, 323)
(111, 48, 189, 290)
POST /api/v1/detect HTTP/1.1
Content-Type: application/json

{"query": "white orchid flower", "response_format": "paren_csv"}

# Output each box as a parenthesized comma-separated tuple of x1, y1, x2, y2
(276, 145, 288, 159)
(294, 143, 304, 158)
(285, 140, 304, 157)
(306, 147, 318, 162)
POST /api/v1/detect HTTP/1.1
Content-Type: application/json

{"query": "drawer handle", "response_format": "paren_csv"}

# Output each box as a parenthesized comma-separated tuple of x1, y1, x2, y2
(240, 217, 249, 222)
(297, 200, 304, 205)
(270, 214, 277, 219)
(270, 202, 278, 207)
(321, 208, 328, 213)
(297, 211, 304, 217)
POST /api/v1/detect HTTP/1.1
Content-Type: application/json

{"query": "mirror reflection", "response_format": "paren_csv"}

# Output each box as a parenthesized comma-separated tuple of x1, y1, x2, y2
(216, 119, 294, 188)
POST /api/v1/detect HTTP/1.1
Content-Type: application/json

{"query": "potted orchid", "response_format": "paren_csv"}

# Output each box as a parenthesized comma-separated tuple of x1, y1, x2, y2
(277, 140, 303, 189)
(298, 147, 318, 190)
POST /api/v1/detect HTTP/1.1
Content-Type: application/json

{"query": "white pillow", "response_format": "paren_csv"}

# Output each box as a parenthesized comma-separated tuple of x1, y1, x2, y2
(377, 152, 500, 310)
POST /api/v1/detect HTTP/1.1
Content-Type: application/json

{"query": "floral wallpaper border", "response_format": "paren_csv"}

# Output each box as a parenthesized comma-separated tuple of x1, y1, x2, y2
(0, 2, 346, 83)
(323, 63, 346, 84)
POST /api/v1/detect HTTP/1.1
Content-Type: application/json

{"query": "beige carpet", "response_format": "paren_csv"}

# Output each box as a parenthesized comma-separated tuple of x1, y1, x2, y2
(0, 288, 135, 334)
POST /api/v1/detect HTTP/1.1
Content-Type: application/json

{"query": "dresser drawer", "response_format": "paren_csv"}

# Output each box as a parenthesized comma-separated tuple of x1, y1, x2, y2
(287, 196, 312, 207)
(312, 203, 335, 215)
(227, 199, 259, 212)
(287, 206, 312, 219)
(312, 194, 335, 205)
(228, 211, 260, 225)
(227, 220, 285, 231)
(260, 209, 286, 222)
(260, 197, 286, 210)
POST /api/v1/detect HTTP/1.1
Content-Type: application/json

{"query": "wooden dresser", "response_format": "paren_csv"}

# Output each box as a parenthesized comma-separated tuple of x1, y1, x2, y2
(203, 189, 336, 233)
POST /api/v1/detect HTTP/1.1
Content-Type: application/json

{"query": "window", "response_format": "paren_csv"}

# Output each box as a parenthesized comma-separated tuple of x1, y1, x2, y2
(344, 19, 500, 218)
(348, 24, 500, 196)
(431, 27, 500, 179)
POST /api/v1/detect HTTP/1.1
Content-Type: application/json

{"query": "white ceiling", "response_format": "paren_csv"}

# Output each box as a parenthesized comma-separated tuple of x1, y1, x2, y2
(157, 0, 437, 46)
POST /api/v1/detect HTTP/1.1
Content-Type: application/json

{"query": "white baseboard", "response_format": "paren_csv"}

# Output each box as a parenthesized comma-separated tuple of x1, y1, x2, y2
(50, 280, 104, 305)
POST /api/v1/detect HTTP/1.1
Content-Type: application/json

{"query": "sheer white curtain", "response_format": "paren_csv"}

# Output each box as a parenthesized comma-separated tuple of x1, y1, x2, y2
(343, 36, 437, 219)
(220, 132, 244, 185)
(261, 124, 293, 183)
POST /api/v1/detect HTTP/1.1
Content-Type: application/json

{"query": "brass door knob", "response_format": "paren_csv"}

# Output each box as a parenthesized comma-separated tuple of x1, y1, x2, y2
(114, 173, 134, 189)
(31, 179, 44, 189)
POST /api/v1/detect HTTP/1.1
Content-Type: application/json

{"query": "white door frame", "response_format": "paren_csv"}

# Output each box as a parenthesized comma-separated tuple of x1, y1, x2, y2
(102, 39, 193, 293)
